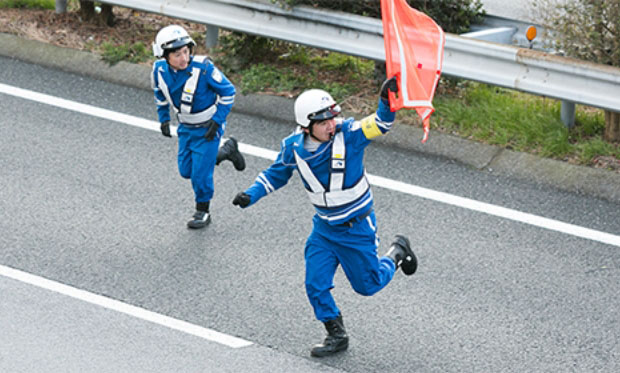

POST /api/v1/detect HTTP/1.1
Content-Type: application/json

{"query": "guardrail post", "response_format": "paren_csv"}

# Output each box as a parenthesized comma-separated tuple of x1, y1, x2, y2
(55, 0, 67, 14)
(206, 25, 219, 49)
(561, 101, 576, 128)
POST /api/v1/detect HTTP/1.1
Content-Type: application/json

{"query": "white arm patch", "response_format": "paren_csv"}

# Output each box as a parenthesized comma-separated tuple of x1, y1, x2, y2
(211, 67, 223, 83)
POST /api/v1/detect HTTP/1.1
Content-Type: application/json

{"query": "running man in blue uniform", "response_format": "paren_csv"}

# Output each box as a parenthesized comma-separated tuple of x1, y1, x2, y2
(232, 78, 417, 357)
(151, 25, 245, 229)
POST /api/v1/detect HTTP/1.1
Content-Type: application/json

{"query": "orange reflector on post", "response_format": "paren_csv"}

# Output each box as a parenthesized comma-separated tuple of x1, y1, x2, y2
(526, 26, 537, 42)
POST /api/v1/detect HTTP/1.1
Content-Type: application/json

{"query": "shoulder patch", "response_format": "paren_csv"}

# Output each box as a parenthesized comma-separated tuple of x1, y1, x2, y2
(211, 67, 223, 83)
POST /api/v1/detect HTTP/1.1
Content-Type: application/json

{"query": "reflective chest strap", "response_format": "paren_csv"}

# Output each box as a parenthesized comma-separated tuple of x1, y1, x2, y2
(294, 151, 324, 194)
(294, 132, 369, 208)
(179, 56, 206, 114)
(180, 66, 200, 114)
(157, 69, 174, 112)
(330, 132, 345, 191)
(157, 56, 216, 125)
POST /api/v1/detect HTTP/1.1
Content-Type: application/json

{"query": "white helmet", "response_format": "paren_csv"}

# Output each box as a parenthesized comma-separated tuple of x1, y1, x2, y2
(294, 89, 341, 128)
(152, 25, 196, 58)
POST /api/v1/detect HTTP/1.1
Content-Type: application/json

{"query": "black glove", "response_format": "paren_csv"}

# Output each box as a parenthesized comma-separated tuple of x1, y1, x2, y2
(203, 119, 220, 141)
(380, 76, 398, 100)
(160, 121, 171, 137)
(232, 192, 251, 208)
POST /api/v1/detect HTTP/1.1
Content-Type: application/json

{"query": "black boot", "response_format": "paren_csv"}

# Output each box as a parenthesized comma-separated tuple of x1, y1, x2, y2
(311, 314, 349, 357)
(216, 137, 245, 171)
(187, 202, 211, 229)
(385, 235, 417, 275)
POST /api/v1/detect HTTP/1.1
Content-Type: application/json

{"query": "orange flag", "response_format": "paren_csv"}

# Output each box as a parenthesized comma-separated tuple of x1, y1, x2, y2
(381, 0, 445, 143)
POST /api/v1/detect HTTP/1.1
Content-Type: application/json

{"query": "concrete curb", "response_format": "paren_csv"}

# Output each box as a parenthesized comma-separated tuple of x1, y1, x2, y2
(2, 32, 618, 203)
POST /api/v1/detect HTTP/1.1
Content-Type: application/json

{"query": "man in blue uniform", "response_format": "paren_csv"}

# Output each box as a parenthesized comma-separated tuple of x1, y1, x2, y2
(232, 78, 418, 357)
(151, 25, 245, 229)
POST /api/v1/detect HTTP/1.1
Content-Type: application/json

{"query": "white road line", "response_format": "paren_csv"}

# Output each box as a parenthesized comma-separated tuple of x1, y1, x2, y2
(0, 264, 253, 348)
(369, 175, 620, 248)
(1, 82, 619, 248)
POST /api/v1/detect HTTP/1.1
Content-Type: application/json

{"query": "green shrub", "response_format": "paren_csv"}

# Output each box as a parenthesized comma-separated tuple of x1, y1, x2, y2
(101, 42, 151, 65)
(272, 0, 485, 34)
(535, 0, 619, 144)
(535, 0, 619, 67)
(239, 64, 303, 93)
(0, 0, 54, 9)
(313, 53, 374, 81)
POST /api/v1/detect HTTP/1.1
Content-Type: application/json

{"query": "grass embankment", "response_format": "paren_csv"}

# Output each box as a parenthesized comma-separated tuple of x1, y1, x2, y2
(223, 48, 617, 167)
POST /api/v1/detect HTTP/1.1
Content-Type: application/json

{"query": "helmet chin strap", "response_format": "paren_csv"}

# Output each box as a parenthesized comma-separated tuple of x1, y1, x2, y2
(307, 123, 323, 142)
(309, 130, 322, 142)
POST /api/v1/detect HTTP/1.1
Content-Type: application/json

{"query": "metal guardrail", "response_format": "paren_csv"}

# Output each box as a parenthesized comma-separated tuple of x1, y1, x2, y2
(60, 0, 620, 114)
(467, 15, 547, 49)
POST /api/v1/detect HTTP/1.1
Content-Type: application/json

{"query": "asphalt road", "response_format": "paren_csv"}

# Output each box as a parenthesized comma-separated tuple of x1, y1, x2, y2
(1, 47, 620, 373)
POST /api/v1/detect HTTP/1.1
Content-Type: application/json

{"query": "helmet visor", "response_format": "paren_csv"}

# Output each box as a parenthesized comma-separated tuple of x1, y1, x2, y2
(162, 36, 193, 51)
(307, 104, 341, 122)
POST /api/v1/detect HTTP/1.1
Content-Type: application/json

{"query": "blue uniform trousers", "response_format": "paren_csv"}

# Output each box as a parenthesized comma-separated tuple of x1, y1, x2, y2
(177, 128, 221, 204)
(304, 211, 396, 322)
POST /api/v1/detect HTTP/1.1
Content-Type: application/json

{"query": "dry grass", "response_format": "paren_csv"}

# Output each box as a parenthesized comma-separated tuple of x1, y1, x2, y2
(0, 8, 209, 61)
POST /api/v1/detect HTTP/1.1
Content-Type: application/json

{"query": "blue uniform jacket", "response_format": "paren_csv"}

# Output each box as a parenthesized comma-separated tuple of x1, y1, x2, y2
(151, 56, 235, 131)
(242, 97, 395, 225)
